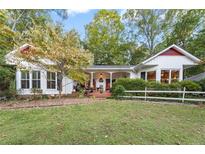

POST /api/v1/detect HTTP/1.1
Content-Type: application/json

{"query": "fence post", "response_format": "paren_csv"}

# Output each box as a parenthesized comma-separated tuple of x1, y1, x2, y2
(145, 87, 147, 101)
(182, 87, 186, 103)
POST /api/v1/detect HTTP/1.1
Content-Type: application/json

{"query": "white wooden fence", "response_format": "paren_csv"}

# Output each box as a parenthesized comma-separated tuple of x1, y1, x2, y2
(123, 87, 205, 102)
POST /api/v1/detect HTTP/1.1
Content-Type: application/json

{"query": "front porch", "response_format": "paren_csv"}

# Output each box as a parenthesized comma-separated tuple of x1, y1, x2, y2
(86, 71, 130, 92)
(84, 65, 135, 93)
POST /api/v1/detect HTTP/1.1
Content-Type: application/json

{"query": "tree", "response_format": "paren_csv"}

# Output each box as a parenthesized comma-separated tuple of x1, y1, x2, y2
(165, 10, 205, 48)
(129, 45, 149, 65)
(183, 29, 205, 77)
(0, 10, 15, 56)
(6, 9, 68, 47)
(0, 10, 16, 96)
(123, 9, 175, 54)
(85, 10, 131, 65)
(186, 29, 205, 61)
(16, 23, 92, 98)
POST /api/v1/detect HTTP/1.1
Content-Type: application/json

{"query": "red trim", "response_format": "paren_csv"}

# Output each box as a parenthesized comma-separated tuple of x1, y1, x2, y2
(20, 46, 30, 54)
(160, 48, 184, 56)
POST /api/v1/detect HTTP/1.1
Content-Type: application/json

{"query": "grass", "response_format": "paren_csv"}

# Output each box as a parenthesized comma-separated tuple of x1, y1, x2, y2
(0, 99, 205, 144)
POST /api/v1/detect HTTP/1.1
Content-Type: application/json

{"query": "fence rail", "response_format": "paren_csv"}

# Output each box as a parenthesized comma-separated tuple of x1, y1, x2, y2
(123, 87, 205, 102)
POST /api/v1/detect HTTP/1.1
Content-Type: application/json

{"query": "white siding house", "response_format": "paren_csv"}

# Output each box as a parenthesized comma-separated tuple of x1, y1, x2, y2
(5, 44, 201, 95)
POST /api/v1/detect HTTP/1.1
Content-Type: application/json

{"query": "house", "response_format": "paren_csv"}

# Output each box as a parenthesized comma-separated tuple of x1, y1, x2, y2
(5, 44, 201, 95)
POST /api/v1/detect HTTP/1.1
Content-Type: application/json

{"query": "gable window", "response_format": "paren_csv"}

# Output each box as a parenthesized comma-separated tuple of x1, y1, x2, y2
(32, 71, 41, 89)
(47, 72, 56, 89)
(147, 71, 156, 81)
(21, 71, 30, 89)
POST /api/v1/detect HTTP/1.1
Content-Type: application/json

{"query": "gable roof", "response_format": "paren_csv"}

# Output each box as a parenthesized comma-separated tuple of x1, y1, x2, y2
(6, 44, 202, 71)
(5, 44, 31, 65)
(141, 44, 201, 65)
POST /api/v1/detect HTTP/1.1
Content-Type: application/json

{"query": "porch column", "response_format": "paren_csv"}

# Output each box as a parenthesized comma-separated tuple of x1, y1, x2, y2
(110, 72, 113, 88)
(90, 72, 94, 88)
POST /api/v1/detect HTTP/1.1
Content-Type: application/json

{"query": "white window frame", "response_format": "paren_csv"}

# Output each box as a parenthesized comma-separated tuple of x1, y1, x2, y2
(47, 71, 56, 89)
(21, 71, 30, 89)
(160, 69, 180, 84)
(32, 71, 41, 89)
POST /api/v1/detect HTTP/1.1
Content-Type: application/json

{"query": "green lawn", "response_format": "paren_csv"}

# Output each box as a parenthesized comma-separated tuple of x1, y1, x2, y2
(0, 99, 205, 144)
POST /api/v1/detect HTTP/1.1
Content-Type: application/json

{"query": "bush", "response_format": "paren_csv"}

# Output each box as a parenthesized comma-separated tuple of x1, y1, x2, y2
(147, 81, 169, 90)
(112, 78, 146, 90)
(179, 80, 202, 91)
(1, 80, 17, 99)
(112, 85, 125, 99)
(146, 81, 182, 97)
(111, 79, 202, 98)
(197, 79, 205, 91)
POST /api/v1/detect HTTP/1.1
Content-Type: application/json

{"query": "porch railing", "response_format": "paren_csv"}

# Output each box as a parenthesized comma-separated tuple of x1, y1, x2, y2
(122, 87, 205, 102)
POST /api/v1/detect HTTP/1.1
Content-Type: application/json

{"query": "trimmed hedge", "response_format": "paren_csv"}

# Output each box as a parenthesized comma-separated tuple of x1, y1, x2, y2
(180, 80, 202, 91)
(112, 78, 146, 91)
(197, 79, 205, 91)
(112, 78, 202, 91)
(112, 78, 202, 98)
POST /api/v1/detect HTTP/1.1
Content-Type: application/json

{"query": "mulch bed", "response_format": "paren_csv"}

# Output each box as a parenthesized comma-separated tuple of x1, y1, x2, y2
(0, 98, 107, 110)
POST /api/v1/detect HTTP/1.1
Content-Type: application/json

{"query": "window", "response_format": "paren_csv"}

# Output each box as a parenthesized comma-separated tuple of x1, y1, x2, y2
(161, 70, 170, 83)
(147, 71, 156, 81)
(140, 72, 146, 80)
(161, 69, 180, 84)
(47, 72, 56, 89)
(171, 70, 179, 83)
(21, 71, 30, 89)
(32, 71, 41, 89)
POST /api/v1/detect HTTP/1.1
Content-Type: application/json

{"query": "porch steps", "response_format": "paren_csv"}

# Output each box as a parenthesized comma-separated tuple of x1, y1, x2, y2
(89, 91, 111, 98)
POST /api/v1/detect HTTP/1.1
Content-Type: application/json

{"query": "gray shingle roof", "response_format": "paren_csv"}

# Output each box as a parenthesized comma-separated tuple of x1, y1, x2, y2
(85, 65, 136, 71)
(185, 72, 205, 81)
(87, 65, 135, 69)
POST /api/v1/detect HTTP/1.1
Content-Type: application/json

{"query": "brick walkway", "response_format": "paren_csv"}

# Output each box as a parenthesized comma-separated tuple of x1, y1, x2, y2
(0, 98, 107, 110)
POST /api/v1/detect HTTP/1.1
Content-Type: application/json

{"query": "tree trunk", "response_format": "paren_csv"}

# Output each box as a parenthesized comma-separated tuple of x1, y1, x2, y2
(57, 73, 63, 100)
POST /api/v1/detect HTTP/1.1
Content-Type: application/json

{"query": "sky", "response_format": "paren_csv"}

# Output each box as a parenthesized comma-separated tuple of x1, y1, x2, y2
(52, 9, 98, 39)
(51, 9, 123, 39)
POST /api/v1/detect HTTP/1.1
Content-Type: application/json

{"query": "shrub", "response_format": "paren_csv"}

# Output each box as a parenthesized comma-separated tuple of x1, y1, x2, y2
(113, 78, 146, 90)
(179, 80, 202, 91)
(112, 85, 125, 99)
(146, 81, 181, 97)
(31, 88, 43, 100)
(1, 80, 17, 99)
(197, 79, 205, 91)
(111, 79, 202, 99)
(147, 81, 168, 90)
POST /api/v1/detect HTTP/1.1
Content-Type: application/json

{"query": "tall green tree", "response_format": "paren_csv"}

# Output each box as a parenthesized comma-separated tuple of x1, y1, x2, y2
(6, 9, 68, 46)
(0, 10, 15, 57)
(165, 10, 205, 48)
(0, 10, 15, 94)
(85, 10, 130, 65)
(123, 9, 175, 54)
(186, 29, 205, 62)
